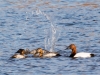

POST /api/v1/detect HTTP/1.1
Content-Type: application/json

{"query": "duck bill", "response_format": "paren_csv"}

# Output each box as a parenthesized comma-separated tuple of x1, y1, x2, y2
(65, 46, 70, 50)
(16, 51, 19, 53)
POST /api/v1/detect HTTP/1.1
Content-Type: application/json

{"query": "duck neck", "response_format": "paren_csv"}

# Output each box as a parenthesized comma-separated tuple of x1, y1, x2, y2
(70, 49, 77, 57)
(39, 51, 43, 57)
(39, 53, 43, 57)
(20, 52, 24, 56)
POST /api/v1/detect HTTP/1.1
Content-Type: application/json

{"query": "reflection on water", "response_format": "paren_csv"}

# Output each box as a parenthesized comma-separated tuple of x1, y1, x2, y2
(82, 3, 99, 8)
(0, 0, 100, 75)
(3, 0, 100, 10)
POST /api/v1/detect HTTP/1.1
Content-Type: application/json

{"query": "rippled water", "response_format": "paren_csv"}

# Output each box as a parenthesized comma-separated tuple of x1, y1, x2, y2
(0, 0, 100, 75)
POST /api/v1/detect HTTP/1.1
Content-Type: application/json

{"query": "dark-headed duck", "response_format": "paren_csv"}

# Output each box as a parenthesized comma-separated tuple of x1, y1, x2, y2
(11, 49, 30, 58)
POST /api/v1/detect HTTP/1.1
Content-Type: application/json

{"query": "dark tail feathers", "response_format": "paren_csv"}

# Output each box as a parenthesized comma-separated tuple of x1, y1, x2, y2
(90, 54, 95, 57)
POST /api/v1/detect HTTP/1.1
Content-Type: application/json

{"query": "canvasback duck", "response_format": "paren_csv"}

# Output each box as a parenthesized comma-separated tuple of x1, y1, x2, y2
(33, 48, 61, 57)
(11, 49, 29, 58)
(30, 48, 50, 57)
(66, 44, 94, 58)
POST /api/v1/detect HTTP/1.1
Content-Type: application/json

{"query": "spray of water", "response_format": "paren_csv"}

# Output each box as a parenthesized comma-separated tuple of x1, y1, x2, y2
(35, 8, 60, 52)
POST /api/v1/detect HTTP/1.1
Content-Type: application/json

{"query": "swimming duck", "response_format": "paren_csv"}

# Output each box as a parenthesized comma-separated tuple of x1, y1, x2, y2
(11, 49, 29, 58)
(66, 44, 94, 58)
(32, 48, 61, 57)
(16, 48, 30, 55)
(30, 48, 50, 57)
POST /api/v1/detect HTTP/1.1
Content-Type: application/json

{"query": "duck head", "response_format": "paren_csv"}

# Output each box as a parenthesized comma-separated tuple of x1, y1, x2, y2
(66, 44, 77, 57)
(36, 48, 43, 57)
(67, 44, 76, 50)
(16, 49, 26, 55)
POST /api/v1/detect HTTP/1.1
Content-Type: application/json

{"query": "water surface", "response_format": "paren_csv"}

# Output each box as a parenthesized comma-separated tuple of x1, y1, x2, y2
(0, 0, 100, 75)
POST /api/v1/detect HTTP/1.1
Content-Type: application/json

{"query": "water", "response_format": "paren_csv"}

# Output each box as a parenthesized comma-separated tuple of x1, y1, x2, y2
(0, 0, 100, 75)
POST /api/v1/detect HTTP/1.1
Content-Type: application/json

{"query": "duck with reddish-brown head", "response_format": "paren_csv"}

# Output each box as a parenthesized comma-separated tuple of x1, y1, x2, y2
(31, 48, 61, 58)
(66, 44, 94, 58)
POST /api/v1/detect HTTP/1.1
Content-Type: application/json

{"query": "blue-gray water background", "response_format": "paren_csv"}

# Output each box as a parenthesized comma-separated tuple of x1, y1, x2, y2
(0, 0, 100, 75)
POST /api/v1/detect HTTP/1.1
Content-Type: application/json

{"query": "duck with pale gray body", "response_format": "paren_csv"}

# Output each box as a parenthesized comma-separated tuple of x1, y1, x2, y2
(30, 48, 50, 57)
(31, 48, 61, 58)
(66, 44, 94, 58)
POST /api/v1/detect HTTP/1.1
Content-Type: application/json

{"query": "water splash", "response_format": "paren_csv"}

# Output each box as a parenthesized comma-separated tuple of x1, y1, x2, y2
(35, 8, 60, 52)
